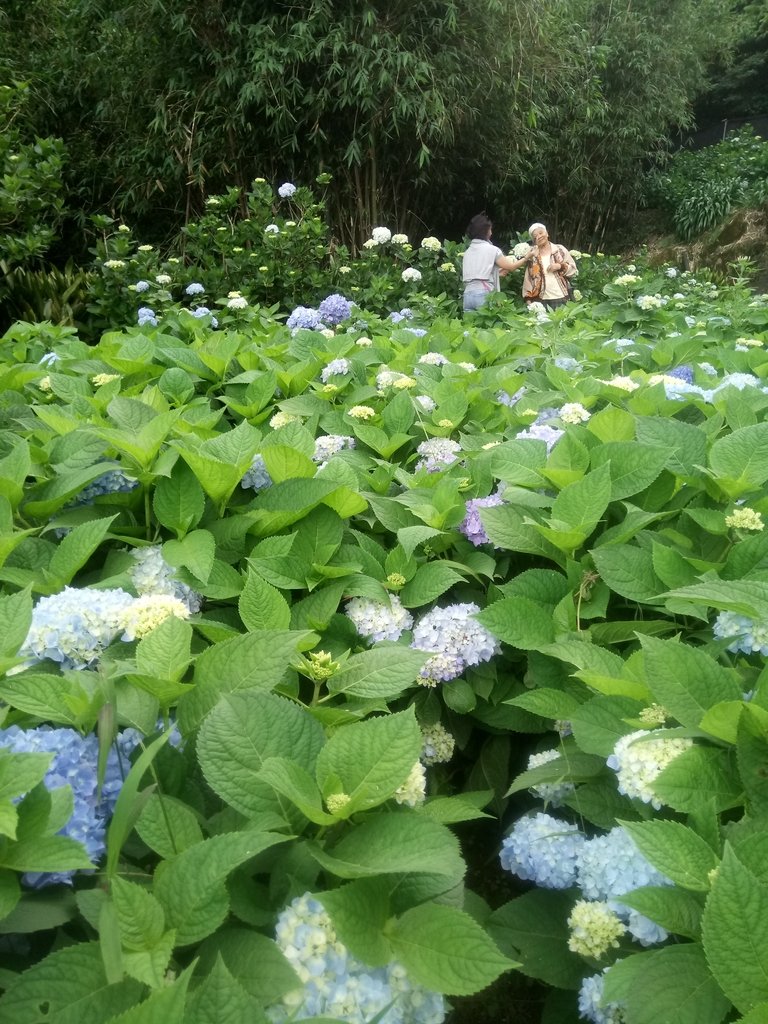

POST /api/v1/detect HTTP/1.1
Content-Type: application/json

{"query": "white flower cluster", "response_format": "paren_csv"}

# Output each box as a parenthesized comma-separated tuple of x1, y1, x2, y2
(606, 730, 693, 809)
(393, 761, 427, 807)
(401, 267, 422, 283)
(513, 242, 532, 259)
(568, 901, 625, 958)
(344, 594, 413, 643)
(371, 226, 392, 245)
(559, 402, 591, 424)
(420, 236, 441, 252)
(120, 594, 190, 641)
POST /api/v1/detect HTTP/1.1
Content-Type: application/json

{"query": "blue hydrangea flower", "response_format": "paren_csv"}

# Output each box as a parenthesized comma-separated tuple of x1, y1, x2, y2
(278, 182, 297, 198)
(135, 281, 150, 293)
(713, 610, 768, 655)
(185, 282, 205, 295)
(190, 306, 219, 327)
(318, 294, 352, 325)
(667, 365, 693, 384)
(241, 453, 273, 492)
(20, 587, 136, 669)
(287, 306, 323, 331)
(137, 307, 158, 327)
(70, 470, 138, 506)
(411, 602, 499, 685)
(500, 812, 585, 889)
(270, 893, 445, 1024)
(0, 725, 141, 887)
(497, 387, 526, 407)
(516, 423, 564, 452)
(130, 546, 203, 614)
(578, 971, 625, 1024)
(320, 358, 351, 383)
(389, 308, 414, 323)
(459, 493, 504, 546)
(554, 356, 582, 371)
(577, 826, 672, 944)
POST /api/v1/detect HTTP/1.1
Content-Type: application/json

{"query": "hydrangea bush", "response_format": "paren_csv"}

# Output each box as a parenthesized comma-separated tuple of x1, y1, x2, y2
(1, 186, 768, 1022)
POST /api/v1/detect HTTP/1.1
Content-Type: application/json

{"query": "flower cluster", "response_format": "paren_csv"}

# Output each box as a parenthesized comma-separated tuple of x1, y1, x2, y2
(120, 594, 190, 641)
(567, 901, 625, 959)
(347, 405, 375, 420)
(69, 470, 138, 507)
(344, 594, 413, 643)
(130, 545, 202, 614)
(137, 307, 158, 327)
(270, 894, 445, 1024)
(91, 373, 121, 387)
(411, 602, 499, 685)
(287, 306, 323, 331)
(526, 748, 576, 807)
(713, 611, 768, 655)
(415, 438, 461, 473)
(516, 423, 564, 452)
(459, 493, 504, 546)
(578, 972, 626, 1024)
(242, 454, 273, 492)
(393, 762, 427, 807)
(606, 731, 693, 809)
(389, 308, 414, 323)
(560, 403, 591, 424)
(635, 295, 666, 310)
(313, 434, 356, 465)
(402, 268, 422, 284)
(318, 293, 352, 325)
(513, 242, 532, 259)
(20, 587, 137, 669)
(418, 352, 449, 366)
(420, 723, 455, 765)
(0, 724, 140, 886)
(278, 182, 296, 198)
(320, 358, 351, 382)
(577, 826, 671, 945)
(420, 236, 441, 252)
(500, 813, 585, 889)
(725, 507, 764, 531)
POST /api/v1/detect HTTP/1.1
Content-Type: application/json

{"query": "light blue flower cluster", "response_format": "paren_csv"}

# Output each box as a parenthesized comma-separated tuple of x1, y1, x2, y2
(497, 386, 526, 407)
(404, 327, 427, 337)
(190, 306, 219, 327)
(713, 610, 768, 655)
(70, 469, 138, 506)
(137, 306, 158, 327)
(345, 594, 413, 643)
(135, 280, 150, 293)
(415, 438, 461, 472)
(287, 306, 323, 331)
(313, 435, 356, 464)
(578, 971, 625, 1024)
(278, 182, 297, 198)
(411, 602, 499, 685)
(318, 293, 352, 325)
(320, 358, 351, 382)
(0, 724, 140, 887)
(20, 587, 136, 669)
(242, 454, 274, 492)
(389, 308, 414, 323)
(499, 812, 585, 889)
(516, 422, 564, 452)
(459, 493, 504, 546)
(577, 827, 671, 945)
(270, 894, 445, 1024)
(554, 356, 582, 371)
(185, 282, 205, 295)
(130, 546, 203, 614)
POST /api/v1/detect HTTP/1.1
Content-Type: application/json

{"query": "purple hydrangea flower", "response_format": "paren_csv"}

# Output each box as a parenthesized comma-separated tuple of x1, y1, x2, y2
(459, 493, 505, 546)
(318, 293, 352, 325)
(411, 602, 499, 684)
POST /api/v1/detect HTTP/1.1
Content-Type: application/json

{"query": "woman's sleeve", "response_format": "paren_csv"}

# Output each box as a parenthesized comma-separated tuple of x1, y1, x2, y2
(561, 247, 578, 278)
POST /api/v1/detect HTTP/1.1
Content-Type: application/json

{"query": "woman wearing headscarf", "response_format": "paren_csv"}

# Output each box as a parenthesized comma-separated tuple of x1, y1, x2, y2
(522, 222, 578, 310)
(462, 213, 532, 312)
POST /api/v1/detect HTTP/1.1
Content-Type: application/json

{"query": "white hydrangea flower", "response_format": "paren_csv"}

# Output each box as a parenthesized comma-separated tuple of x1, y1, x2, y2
(371, 226, 392, 245)
(607, 730, 693, 809)
(394, 762, 427, 807)
(420, 236, 441, 252)
(121, 594, 189, 641)
(402, 267, 422, 283)
(560, 402, 591, 424)
(344, 594, 413, 643)
(568, 901, 625, 958)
